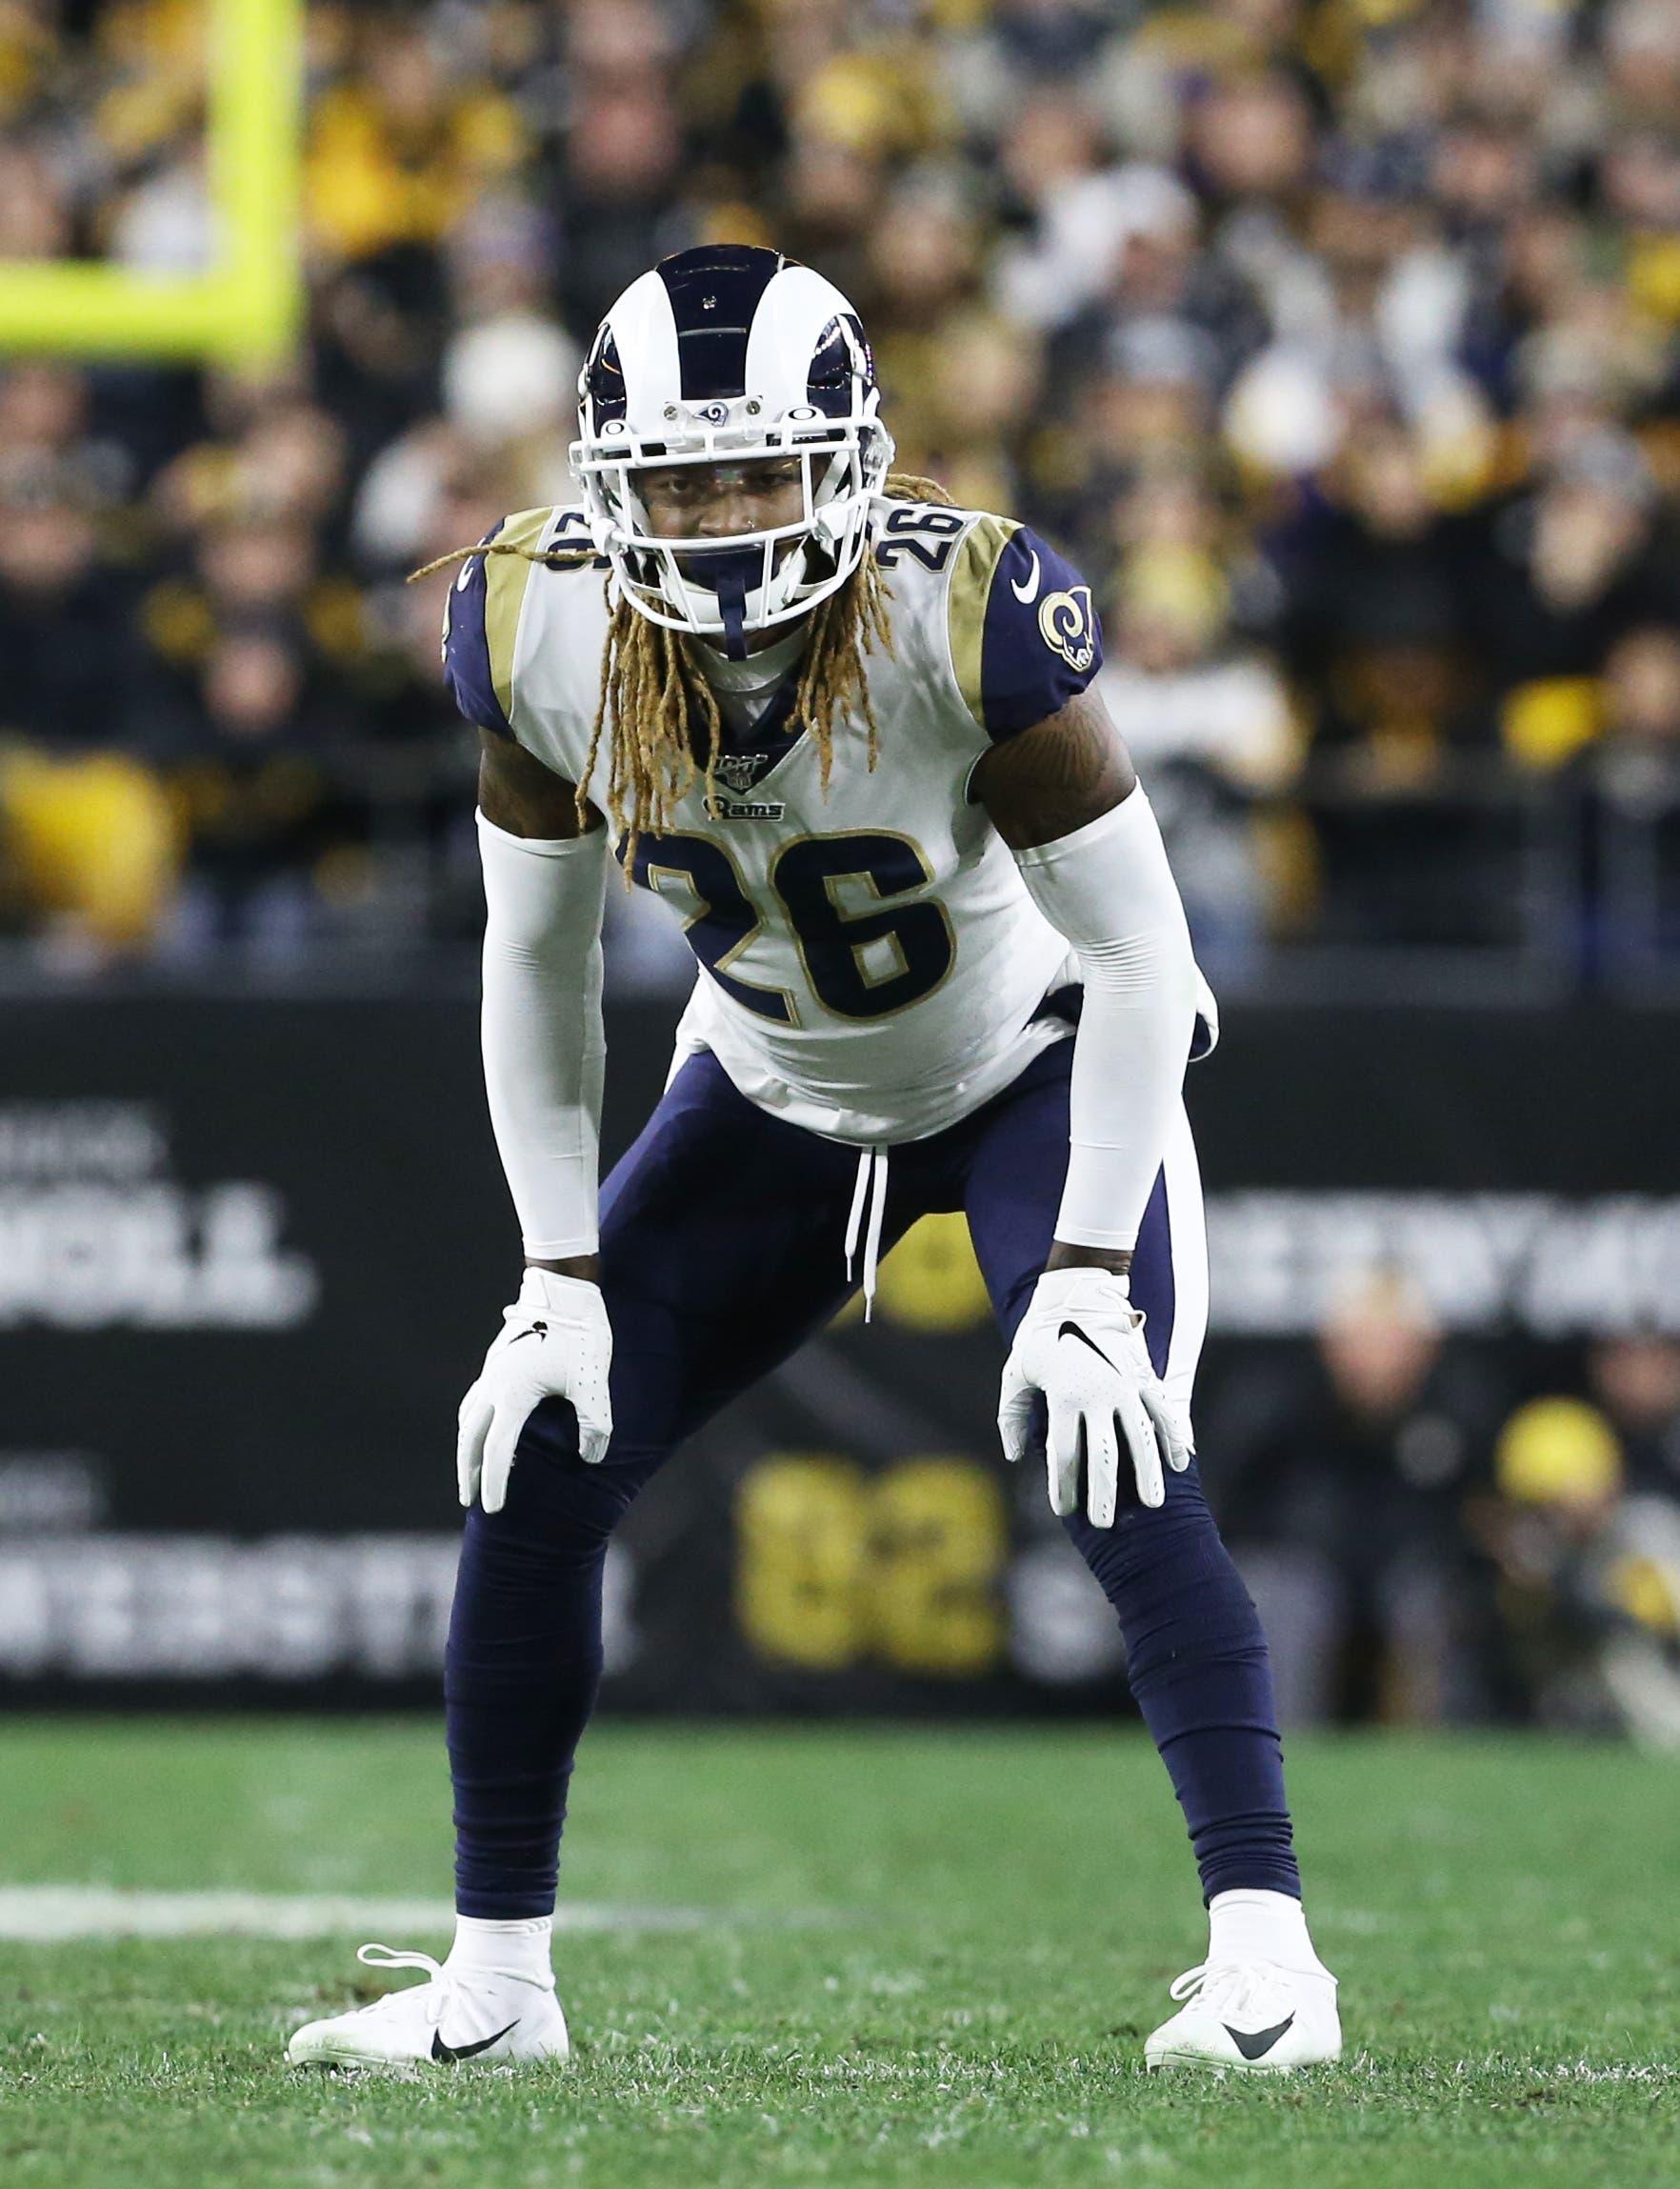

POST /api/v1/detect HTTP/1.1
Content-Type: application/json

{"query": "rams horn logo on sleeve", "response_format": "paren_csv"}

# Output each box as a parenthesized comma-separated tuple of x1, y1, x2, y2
(1038, 586, 1096, 674)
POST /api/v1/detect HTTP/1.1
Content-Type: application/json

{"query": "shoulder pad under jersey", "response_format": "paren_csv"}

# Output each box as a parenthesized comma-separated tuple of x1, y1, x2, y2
(441, 507, 599, 739)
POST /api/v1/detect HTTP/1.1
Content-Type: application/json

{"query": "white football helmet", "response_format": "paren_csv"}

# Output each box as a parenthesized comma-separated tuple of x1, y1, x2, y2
(571, 246, 893, 657)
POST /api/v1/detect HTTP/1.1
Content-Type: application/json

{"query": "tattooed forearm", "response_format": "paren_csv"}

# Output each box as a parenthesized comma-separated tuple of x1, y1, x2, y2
(477, 728, 601, 839)
(970, 688, 1136, 849)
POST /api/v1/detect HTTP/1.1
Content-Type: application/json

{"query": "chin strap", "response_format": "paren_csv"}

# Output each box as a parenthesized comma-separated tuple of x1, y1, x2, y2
(702, 546, 759, 661)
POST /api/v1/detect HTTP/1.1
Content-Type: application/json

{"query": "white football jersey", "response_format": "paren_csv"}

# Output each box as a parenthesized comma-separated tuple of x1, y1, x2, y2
(445, 495, 1117, 1146)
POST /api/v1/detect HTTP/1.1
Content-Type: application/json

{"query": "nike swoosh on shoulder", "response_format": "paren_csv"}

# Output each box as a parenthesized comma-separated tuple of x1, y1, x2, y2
(1225, 2013, 1294, 2061)
(1057, 1319, 1118, 1372)
(1010, 550, 1041, 604)
(431, 2018, 520, 2062)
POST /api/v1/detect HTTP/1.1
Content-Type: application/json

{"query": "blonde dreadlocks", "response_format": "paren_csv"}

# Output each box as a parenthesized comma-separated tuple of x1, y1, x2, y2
(411, 472, 956, 871)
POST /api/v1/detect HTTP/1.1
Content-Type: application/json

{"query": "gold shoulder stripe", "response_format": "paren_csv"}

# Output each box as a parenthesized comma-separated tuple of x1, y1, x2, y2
(947, 513, 1019, 729)
(484, 506, 559, 731)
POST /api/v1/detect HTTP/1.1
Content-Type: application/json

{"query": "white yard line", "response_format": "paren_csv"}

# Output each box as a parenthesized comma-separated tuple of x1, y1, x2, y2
(0, 1886, 739, 1941)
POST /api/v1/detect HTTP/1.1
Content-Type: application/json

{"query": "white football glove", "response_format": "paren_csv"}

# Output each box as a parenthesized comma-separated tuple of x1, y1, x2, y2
(998, 1267, 1191, 1526)
(456, 1269, 613, 1514)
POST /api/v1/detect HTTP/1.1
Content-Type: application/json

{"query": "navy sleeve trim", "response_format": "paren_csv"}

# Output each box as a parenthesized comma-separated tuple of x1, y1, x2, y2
(441, 520, 512, 737)
(978, 527, 1103, 741)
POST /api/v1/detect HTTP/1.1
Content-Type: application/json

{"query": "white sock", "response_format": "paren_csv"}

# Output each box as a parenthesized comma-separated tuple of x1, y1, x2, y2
(447, 1914, 554, 1988)
(1207, 1889, 1329, 1978)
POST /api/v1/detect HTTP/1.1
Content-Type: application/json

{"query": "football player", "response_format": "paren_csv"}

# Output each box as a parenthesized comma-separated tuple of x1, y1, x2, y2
(287, 248, 1340, 2075)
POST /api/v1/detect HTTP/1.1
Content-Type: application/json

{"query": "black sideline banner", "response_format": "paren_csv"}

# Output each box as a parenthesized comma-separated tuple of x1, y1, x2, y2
(1, 997, 1676, 1705)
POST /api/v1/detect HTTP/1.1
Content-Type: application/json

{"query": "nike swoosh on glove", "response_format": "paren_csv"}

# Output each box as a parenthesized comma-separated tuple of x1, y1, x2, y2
(456, 1269, 612, 1512)
(997, 1268, 1191, 1526)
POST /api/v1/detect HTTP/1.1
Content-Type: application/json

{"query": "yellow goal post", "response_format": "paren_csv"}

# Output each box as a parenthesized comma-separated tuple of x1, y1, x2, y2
(0, 0, 304, 369)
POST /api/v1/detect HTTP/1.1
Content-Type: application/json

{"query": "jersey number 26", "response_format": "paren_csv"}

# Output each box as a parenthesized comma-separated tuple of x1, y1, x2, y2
(628, 830, 956, 1025)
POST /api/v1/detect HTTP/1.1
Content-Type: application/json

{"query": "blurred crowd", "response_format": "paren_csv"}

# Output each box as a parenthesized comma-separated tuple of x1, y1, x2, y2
(5, 0, 1680, 977)
(1210, 1274, 1680, 1737)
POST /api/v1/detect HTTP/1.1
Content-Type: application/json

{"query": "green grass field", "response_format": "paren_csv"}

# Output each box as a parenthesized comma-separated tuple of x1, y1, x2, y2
(0, 1721, 1674, 2188)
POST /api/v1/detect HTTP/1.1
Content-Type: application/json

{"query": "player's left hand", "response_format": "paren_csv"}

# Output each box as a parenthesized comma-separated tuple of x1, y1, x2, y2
(997, 1267, 1191, 1526)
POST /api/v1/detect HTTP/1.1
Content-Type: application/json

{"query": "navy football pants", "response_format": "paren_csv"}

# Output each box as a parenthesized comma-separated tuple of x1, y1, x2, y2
(446, 1038, 1300, 1916)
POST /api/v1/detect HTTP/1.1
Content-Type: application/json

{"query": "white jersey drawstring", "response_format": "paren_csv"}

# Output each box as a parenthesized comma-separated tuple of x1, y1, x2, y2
(844, 1146, 890, 1320)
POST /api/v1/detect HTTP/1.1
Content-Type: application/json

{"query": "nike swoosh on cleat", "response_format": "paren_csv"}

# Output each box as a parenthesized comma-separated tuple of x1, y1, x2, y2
(509, 1322, 548, 1345)
(1057, 1320, 1118, 1371)
(431, 2019, 519, 2062)
(1010, 550, 1041, 604)
(1224, 2013, 1294, 2061)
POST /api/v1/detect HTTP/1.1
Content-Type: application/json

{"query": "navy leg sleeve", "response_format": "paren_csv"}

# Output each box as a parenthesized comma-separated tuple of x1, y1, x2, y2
(1062, 1470, 1300, 1901)
(446, 1054, 874, 1918)
(959, 1041, 1300, 1903)
(448, 1410, 648, 1918)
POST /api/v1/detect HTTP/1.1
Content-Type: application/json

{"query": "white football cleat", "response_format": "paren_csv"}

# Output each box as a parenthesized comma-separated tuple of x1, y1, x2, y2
(1145, 1958, 1341, 2074)
(287, 1943, 570, 2071)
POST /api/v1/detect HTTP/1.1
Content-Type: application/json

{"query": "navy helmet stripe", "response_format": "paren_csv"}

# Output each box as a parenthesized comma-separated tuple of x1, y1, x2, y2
(655, 246, 785, 401)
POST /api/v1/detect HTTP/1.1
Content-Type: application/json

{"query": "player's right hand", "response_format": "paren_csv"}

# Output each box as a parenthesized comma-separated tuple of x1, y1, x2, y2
(456, 1269, 613, 1513)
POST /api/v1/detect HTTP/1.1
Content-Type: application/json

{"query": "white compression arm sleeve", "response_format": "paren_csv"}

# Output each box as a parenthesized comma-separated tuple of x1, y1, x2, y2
(477, 809, 608, 1260)
(1012, 789, 1197, 1254)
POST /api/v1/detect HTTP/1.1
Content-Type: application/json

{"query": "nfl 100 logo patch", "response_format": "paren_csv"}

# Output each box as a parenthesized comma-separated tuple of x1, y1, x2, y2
(714, 750, 775, 793)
